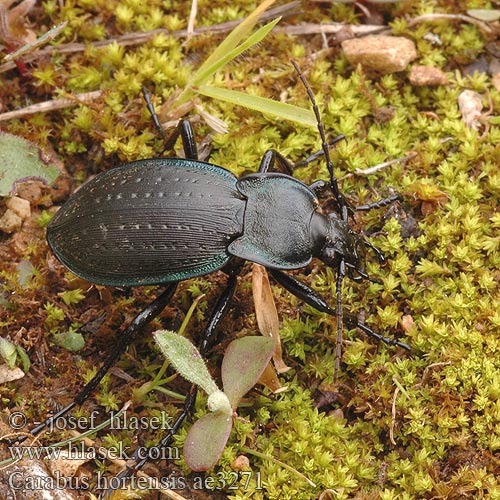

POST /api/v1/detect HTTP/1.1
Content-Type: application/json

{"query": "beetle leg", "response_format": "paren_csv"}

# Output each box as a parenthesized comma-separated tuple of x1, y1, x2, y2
(102, 385, 199, 498)
(356, 193, 402, 211)
(309, 180, 328, 195)
(142, 87, 167, 141)
(142, 88, 198, 160)
(345, 316, 411, 351)
(269, 269, 410, 375)
(270, 265, 346, 381)
(103, 262, 244, 496)
(258, 137, 346, 176)
(269, 269, 335, 315)
(292, 135, 346, 168)
(8, 284, 177, 445)
(258, 149, 295, 174)
(159, 119, 198, 160)
(177, 119, 199, 160)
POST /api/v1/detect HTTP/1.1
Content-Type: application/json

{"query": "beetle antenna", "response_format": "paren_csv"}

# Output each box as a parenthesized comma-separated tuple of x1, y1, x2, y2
(292, 61, 348, 383)
(291, 61, 346, 219)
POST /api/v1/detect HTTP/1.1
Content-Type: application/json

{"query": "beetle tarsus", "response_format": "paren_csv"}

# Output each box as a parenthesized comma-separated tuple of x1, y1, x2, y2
(345, 316, 411, 351)
(142, 86, 167, 141)
(356, 193, 402, 212)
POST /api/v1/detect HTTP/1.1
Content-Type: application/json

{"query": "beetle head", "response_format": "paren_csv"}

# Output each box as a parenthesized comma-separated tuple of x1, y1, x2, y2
(319, 214, 367, 276)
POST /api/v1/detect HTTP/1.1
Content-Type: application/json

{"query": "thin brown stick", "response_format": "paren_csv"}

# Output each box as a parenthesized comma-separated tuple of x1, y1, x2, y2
(339, 153, 416, 180)
(389, 385, 400, 446)
(0, 90, 102, 121)
(275, 23, 389, 36)
(185, 0, 198, 43)
(0, 1, 300, 74)
(407, 13, 493, 34)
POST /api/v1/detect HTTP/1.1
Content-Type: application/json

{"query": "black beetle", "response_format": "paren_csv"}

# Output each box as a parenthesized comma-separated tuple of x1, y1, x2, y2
(46, 136, 364, 286)
(21, 63, 409, 488)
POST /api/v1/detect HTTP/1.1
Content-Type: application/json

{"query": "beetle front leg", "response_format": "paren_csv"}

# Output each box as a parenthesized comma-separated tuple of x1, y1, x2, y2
(356, 193, 402, 212)
(270, 267, 344, 382)
(269, 269, 335, 315)
(269, 269, 410, 376)
(258, 149, 295, 174)
(271, 265, 346, 381)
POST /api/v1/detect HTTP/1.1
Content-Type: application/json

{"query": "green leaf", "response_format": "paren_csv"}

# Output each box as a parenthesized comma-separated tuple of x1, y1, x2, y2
(201, 0, 277, 72)
(175, 0, 280, 106)
(0, 132, 60, 196)
(195, 85, 316, 127)
(53, 330, 85, 352)
(0, 337, 17, 369)
(189, 18, 281, 91)
(153, 330, 219, 396)
(222, 336, 275, 408)
(184, 412, 233, 471)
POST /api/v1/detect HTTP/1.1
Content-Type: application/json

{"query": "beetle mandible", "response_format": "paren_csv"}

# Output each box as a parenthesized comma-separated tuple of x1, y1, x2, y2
(21, 64, 409, 482)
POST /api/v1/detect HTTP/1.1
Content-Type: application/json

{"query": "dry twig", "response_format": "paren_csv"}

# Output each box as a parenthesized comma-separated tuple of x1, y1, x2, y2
(0, 90, 102, 121)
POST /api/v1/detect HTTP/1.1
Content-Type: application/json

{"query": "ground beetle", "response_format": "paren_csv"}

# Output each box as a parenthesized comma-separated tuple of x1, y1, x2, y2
(20, 63, 410, 489)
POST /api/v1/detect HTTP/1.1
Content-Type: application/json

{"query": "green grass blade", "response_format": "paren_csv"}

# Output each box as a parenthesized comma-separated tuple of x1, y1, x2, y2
(194, 18, 281, 87)
(201, 0, 277, 71)
(177, 17, 280, 105)
(195, 85, 316, 127)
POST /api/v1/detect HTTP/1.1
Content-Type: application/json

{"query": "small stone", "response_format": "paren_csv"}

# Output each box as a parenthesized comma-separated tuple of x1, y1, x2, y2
(458, 90, 483, 130)
(401, 315, 414, 333)
(0, 209, 23, 233)
(409, 65, 449, 86)
(231, 455, 250, 471)
(16, 180, 43, 204)
(6, 196, 31, 219)
(341, 35, 417, 74)
(0, 365, 25, 384)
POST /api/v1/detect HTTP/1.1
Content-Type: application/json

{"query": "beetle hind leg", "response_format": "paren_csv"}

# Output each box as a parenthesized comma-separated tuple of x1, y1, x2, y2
(5, 284, 178, 446)
(142, 87, 198, 160)
(103, 261, 245, 497)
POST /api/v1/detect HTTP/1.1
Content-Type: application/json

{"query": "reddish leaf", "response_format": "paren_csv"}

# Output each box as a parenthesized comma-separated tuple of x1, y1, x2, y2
(184, 413, 233, 471)
(222, 336, 274, 409)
